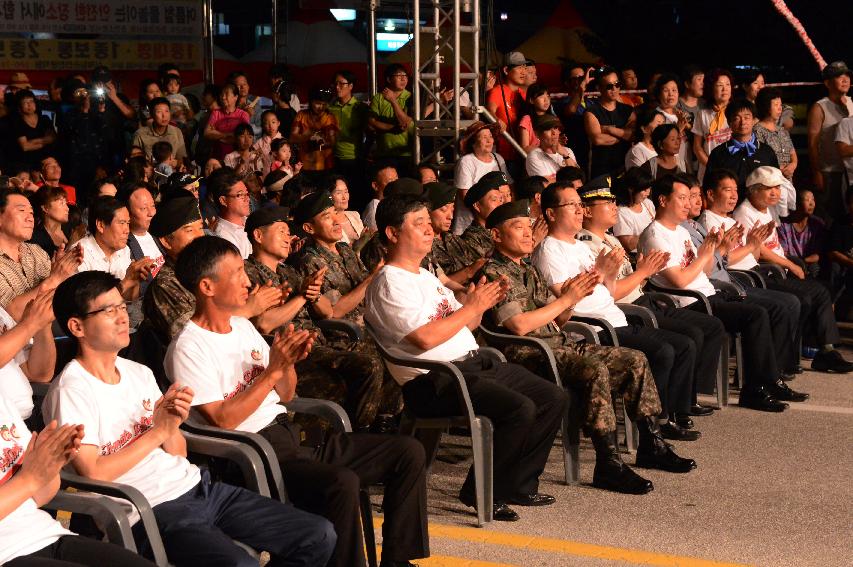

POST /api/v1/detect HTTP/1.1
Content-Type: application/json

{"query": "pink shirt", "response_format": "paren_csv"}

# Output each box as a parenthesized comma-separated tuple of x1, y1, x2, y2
(208, 108, 250, 159)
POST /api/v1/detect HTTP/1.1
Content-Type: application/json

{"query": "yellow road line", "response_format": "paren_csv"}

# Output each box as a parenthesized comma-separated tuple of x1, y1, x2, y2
(374, 520, 751, 567)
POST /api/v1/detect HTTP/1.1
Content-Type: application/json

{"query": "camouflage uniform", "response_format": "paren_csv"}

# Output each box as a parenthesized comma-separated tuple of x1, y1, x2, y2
(142, 258, 196, 345)
(481, 251, 661, 434)
(244, 255, 389, 429)
(431, 232, 472, 275)
(294, 241, 404, 416)
(459, 223, 494, 263)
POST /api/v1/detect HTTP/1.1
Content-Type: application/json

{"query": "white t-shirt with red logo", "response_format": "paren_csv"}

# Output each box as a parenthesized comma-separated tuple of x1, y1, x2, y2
(365, 265, 480, 385)
(531, 235, 628, 328)
(699, 209, 759, 270)
(134, 232, 166, 278)
(0, 306, 34, 419)
(43, 358, 201, 524)
(0, 397, 72, 564)
(164, 317, 284, 434)
(732, 199, 785, 263)
(638, 220, 717, 307)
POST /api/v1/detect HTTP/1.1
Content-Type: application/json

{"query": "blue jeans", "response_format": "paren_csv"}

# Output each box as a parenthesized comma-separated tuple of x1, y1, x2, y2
(133, 470, 336, 567)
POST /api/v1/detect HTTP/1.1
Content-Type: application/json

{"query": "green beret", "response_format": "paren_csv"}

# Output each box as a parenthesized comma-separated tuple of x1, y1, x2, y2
(486, 199, 531, 229)
(384, 177, 423, 197)
(149, 196, 201, 238)
(293, 191, 334, 225)
(578, 174, 616, 202)
(424, 181, 456, 209)
(245, 206, 290, 243)
(464, 170, 509, 208)
(532, 114, 562, 133)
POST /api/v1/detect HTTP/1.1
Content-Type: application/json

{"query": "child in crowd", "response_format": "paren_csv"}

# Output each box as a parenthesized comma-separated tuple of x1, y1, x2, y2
(152, 140, 177, 184)
(269, 137, 301, 178)
(224, 123, 264, 177)
(163, 73, 190, 125)
(252, 110, 284, 176)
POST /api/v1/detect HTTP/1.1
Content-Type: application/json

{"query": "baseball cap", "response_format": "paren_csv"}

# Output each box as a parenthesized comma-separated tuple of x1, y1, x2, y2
(745, 166, 785, 189)
(822, 61, 851, 80)
(503, 51, 534, 69)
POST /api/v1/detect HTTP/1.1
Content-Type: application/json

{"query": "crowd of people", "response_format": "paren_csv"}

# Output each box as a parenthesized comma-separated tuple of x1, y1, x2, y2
(0, 53, 851, 567)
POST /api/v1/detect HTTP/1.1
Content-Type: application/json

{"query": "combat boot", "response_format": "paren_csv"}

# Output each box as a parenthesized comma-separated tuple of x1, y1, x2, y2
(591, 430, 653, 494)
(635, 417, 697, 473)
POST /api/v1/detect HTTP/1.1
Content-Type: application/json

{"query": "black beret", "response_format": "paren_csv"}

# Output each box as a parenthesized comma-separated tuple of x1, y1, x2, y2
(424, 181, 456, 209)
(464, 171, 509, 208)
(149, 196, 201, 238)
(486, 199, 531, 229)
(384, 177, 423, 197)
(578, 174, 616, 202)
(245, 206, 290, 243)
(292, 191, 334, 225)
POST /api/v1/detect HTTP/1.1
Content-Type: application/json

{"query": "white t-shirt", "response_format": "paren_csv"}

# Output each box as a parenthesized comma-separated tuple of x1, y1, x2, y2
(0, 307, 34, 419)
(834, 116, 853, 182)
(530, 236, 628, 328)
(637, 221, 716, 306)
(165, 318, 284, 434)
(452, 153, 513, 235)
(362, 199, 379, 231)
(698, 209, 758, 270)
(0, 397, 72, 564)
(76, 234, 131, 279)
(691, 108, 732, 181)
(525, 147, 576, 178)
(213, 218, 252, 259)
(133, 232, 166, 278)
(365, 265, 479, 385)
(613, 199, 656, 241)
(624, 143, 657, 170)
(43, 358, 201, 524)
(732, 199, 785, 261)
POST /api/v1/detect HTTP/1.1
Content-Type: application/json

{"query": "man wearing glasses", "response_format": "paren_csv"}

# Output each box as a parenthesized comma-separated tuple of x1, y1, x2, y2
(583, 65, 636, 178)
(209, 168, 252, 259)
(330, 70, 370, 211)
(369, 64, 414, 174)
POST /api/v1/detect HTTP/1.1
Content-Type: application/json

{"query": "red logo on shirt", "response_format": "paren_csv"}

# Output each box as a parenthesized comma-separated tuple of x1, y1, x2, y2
(429, 298, 455, 321)
(224, 364, 266, 400)
(680, 240, 696, 268)
(101, 414, 154, 456)
(0, 440, 23, 484)
(251, 349, 262, 361)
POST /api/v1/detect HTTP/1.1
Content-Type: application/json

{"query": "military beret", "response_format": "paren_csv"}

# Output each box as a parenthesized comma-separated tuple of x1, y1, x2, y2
(245, 206, 290, 243)
(384, 177, 423, 197)
(464, 170, 509, 208)
(263, 169, 291, 193)
(149, 196, 201, 238)
(532, 114, 562, 133)
(486, 199, 531, 229)
(578, 174, 616, 202)
(424, 181, 456, 210)
(293, 191, 334, 225)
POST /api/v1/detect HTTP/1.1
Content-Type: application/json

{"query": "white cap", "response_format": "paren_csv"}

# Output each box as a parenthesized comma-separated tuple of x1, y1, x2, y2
(746, 166, 785, 189)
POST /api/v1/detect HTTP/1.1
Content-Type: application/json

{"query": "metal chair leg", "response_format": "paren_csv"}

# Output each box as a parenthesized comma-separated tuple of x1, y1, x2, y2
(717, 339, 729, 407)
(735, 334, 745, 390)
(623, 407, 638, 454)
(470, 416, 494, 526)
(360, 489, 378, 567)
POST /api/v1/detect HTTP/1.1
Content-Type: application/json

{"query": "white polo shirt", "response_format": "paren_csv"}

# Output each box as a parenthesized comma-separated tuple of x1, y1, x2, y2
(213, 218, 252, 259)
(76, 234, 131, 279)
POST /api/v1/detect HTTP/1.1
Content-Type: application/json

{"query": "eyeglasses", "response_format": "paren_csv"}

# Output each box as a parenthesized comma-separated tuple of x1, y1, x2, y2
(84, 302, 129, 318)
(334, 81, 352, 86)
(226, 191, 250, 200)
(604, 82, 621, 90)
(551, 201, 582, 211)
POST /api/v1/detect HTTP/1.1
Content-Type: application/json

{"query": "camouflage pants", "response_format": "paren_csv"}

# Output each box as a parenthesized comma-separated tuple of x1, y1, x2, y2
(295, 343, 384, 430)
(505, 342, 661, 435)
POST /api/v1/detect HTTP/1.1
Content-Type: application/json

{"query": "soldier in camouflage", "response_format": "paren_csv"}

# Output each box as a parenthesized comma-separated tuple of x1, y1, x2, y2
(424, 181, 485, 284)
(481, 200, 697, 494)
(459, 170, 510, 262)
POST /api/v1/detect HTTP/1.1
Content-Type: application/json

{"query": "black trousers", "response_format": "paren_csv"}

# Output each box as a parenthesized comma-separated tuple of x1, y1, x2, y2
(258, 421, 429, 567)
(694, 295, 779, 390)
(401, 354, 568, 502)
(744, 287, 801, 373)
(764, 276, 840, 347)
(7, 535, 154, 567)
(614, 324, 696, 416)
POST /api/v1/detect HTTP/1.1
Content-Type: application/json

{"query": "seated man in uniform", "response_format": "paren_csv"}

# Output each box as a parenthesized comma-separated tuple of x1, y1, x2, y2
(43, 271, 336, 567)
(241, 205, 388, 431)
(365, 194, 568, 522)
(481, 200, 694, 494)
(165, 235, 429, 567)
(459, 171, 509, 260)
(424, 181, 486, 286)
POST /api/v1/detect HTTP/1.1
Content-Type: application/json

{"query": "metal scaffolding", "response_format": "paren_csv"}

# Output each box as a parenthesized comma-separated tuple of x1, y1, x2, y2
(412, 0, 480, 166)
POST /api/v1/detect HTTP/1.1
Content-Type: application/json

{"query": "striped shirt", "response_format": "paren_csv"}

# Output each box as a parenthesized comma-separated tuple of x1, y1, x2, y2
(0, 243, 51, 308)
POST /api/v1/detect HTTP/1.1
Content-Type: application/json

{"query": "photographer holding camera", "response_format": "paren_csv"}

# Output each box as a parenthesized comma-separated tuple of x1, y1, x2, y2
(290, 88, 338, 174)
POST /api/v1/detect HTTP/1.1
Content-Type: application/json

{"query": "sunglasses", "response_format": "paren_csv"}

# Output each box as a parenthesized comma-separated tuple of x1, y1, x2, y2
(604, 82, 621, 91)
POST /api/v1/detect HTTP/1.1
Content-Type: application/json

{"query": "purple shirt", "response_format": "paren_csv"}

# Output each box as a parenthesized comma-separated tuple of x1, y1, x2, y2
(777, 216, 826, 259)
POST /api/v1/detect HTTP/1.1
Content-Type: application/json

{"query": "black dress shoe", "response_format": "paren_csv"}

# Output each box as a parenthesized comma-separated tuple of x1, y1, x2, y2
(688, 403, 715, 416)
(592, 461, 654, 494)
(768, 380, 809, 402)
(739, 387, 788, 412)
(674, 413, 694, 429)
(811, 349, 853, 373)
(794, 365, 805, 374)
(659, 420, 701, 441)
(509, 493, 556, 506)
(493, 503, 520, 522)
(635, 443, 697, 473)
